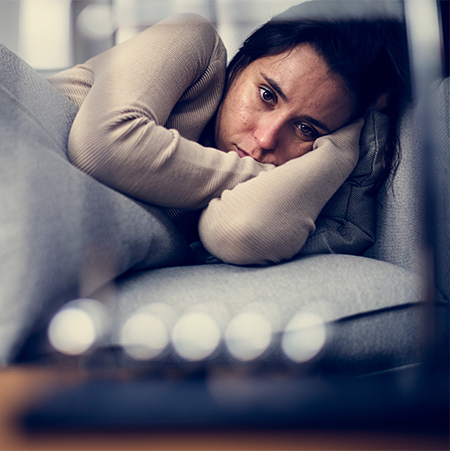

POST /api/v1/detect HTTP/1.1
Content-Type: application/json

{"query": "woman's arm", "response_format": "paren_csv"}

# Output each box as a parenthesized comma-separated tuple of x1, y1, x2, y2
(198, 120, 364, 265)
(62, 14, 273, 210)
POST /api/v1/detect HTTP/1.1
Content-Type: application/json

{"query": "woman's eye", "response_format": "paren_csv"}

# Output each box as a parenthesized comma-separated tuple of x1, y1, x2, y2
(259, 87, 276, 104)
(296, 123, 317, 138)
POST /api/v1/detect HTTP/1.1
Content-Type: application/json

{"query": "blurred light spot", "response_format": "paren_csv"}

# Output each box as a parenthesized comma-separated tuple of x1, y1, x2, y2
(172, 312, 221, 361)
(225, 312, 272, 361)
(77, 4, 116, 40)
(282, 312, 326, 363)
(120, 312, 168, 360)
(48, 299, 105, 355)
(405, 0, 441, 59)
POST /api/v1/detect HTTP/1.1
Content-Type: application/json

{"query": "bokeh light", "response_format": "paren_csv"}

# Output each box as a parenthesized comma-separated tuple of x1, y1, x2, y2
(282, 312, 327, 363)
(225, 311, 272, 361)
(120, 310, 168, 360)
(77, 4, 116, 40)
(171, 312, 221, 361)
(48, 298, 105, 355)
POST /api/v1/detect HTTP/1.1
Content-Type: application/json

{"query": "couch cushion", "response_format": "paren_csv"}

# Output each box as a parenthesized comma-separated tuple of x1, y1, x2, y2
(112, 255, 419, 326)
(57, 253, 445, 375)
(0, 45, 192, 364)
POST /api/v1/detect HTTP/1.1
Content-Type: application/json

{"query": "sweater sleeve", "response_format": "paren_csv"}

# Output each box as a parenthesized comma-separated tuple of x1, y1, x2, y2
(198, 120, 364, 265)
(63, 14, 273, 210)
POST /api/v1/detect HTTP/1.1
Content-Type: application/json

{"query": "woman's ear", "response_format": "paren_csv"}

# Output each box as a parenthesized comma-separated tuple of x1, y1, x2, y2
(368, 88, 392, 112)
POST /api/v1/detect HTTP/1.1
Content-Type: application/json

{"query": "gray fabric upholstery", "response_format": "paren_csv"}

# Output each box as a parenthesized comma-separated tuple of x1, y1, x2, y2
(0, 46, 78, 156)
(0, 45, 192, 364)
(367, 78, 449, 302)
(72, 253, 428, 373)
(365, 104, 426, 274)
(431, 79, 450, 301)
(319, 302, 449, 373)
(112, 255, 420, 328)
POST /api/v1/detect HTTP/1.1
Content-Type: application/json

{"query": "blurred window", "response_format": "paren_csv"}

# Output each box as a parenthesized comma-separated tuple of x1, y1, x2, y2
(114, 0, 302, 60)
(18, 0, 72, 70)
(3, 0, 304, 71)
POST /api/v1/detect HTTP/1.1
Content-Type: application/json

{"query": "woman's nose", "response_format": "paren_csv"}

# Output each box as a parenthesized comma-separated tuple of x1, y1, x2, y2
(252, 115, 283, 151)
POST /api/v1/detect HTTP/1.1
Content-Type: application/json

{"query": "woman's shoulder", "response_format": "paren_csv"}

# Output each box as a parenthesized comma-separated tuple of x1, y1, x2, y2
(161, 12, 217, 32)
(49, 13, 226, 109)
(137, 13, 225, 62)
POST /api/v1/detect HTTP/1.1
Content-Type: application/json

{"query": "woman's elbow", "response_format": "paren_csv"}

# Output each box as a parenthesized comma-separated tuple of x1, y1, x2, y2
(68, 134, 99, 176)
(199, 224, 267, 266)
(198, 209, 313, 266)
(67, 122, 114, 178)
(67, 116, 146, 181)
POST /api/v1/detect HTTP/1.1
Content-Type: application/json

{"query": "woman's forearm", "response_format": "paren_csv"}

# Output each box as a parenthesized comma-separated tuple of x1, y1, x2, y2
(69, 111, 273, 210)
(198, 120, 364, 265)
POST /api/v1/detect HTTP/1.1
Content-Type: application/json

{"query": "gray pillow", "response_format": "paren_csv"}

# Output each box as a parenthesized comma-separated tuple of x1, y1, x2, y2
(86, 253, 431, 374)
(0, 45, 192, 364)
(299, 110, 388, 256)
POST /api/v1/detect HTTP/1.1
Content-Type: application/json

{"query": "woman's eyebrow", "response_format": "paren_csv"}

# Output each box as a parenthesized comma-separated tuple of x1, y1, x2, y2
(302, 115, 331, 134)
(262, 73, 288, 102)
(261, 72, 332, 134)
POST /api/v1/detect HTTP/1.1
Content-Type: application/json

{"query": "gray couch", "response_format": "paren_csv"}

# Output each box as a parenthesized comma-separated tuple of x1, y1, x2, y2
(0, 36, 448, 378)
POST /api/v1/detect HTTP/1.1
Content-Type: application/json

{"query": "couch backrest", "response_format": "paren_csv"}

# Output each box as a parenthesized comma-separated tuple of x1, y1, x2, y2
(365, 101, 426, 272)
(366, 78, 449, 301)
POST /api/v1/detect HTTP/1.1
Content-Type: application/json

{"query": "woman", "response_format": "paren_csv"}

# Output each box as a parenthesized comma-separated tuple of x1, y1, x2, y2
(48, 1, 409, 265)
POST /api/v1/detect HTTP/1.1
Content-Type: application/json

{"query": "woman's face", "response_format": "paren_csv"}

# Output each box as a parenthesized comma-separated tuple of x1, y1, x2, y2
(215, 44, 356, 166)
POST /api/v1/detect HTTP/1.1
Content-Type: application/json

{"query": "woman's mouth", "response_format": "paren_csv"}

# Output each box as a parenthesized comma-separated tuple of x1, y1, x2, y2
(235, 146, 250, 159)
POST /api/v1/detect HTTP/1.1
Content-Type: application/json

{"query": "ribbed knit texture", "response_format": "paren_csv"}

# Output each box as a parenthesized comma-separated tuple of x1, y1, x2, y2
(199, 120, 363, 264)
(48, 13, 362, 265)
(48, 13, 273, 212)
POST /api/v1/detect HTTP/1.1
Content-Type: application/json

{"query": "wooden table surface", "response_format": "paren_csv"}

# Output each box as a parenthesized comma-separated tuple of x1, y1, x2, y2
(0, 364, 447, 451)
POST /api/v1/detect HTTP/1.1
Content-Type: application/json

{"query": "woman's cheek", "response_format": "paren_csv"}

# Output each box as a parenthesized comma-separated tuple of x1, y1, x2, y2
(282, 140, 314, 164)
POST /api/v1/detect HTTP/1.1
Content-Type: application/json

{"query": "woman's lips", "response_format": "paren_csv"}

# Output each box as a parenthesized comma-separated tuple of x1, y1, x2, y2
(235, 146, 250, 159)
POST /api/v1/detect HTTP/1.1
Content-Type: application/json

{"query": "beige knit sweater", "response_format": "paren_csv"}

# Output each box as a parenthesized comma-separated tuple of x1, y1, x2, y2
(49, 13, 362, 265)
